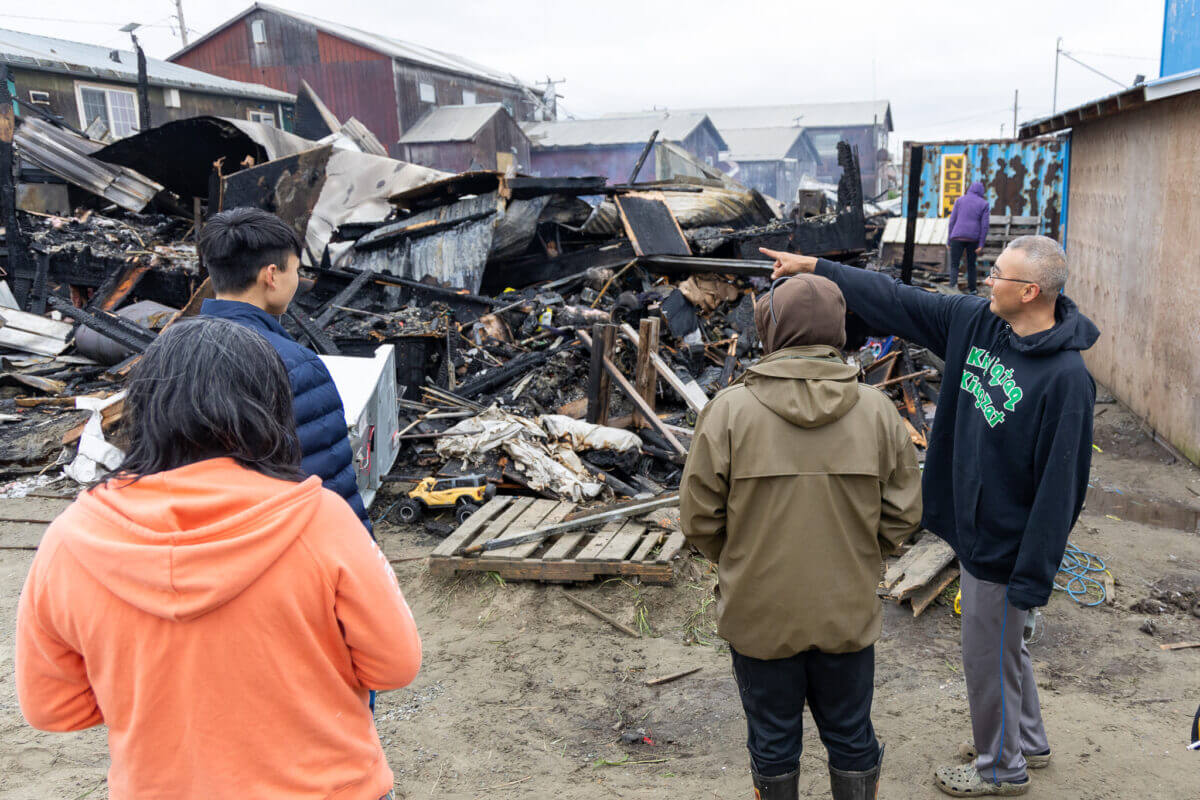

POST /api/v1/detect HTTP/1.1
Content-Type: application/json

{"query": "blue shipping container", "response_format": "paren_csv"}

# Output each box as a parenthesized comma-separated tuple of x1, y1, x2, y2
(901, 136, 1070, 241)
(1162, 0, 1200, 76)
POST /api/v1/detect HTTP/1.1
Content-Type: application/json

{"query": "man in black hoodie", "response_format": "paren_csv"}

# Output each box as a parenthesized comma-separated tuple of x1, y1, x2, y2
(762, 236, 1099, 797)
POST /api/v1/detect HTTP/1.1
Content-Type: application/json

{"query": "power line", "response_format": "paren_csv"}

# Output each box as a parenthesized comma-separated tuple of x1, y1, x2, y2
(0, 13, 180, 29)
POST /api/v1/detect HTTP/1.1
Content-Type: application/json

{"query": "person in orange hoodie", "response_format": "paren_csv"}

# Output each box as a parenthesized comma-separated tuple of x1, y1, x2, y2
(16, 317, 421, 800)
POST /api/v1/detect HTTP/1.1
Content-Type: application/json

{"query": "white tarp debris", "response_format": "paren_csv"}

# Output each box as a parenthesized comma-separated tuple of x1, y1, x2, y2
(64, 392, 126, 484)
(435, 407, 603, 501)
(539, 415, 643, 453)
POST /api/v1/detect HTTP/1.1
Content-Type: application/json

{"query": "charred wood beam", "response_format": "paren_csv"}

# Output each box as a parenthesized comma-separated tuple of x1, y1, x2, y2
(634, 317, 659, 428)
(28, 252, 50, 315)
(313, 268, 373, 328)
(48, 295, 156, 353)
(578, 329, 687, 457)
(0, 65, 37, 311)
(318, 266, 497, 309)
(628, 129, 659, 184)
(85, 261, 153, 313)
(453, 342, 578, 399)
(901, 145, 924, 285)
(285, 306, 340, 355)
(133, 37, 151, 134)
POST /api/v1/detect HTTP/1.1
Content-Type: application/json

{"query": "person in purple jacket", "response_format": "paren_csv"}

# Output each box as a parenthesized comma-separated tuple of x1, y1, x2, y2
(947, 181, 991, 293)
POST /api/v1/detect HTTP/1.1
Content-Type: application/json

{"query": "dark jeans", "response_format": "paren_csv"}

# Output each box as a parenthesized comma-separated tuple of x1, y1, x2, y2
(731, 645, 880, 775)
(949, 238, 978, 291)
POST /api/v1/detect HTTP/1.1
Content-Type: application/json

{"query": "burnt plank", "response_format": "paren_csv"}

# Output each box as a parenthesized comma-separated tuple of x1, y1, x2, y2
(615, 192, 691, 256)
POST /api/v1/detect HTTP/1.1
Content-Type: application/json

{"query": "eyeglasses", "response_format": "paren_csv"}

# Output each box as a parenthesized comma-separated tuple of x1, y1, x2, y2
(988, 266, 1037, 285)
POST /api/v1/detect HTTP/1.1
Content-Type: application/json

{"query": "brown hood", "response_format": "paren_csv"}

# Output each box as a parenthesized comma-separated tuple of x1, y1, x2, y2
(755, 274, 846, 353)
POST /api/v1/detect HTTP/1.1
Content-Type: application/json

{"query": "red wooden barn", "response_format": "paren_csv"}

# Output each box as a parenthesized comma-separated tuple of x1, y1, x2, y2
(169, 2, 545, 156)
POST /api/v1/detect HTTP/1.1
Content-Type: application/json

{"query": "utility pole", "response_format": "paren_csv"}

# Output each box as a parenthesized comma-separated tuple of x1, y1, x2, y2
(174, 0, 189, 46)
(1012, 89, 1019, 138)
(1052, 37, 1062, 113)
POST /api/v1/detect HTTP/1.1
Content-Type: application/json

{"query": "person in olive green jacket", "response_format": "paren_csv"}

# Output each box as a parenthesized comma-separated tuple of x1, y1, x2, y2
(680, 273, 923, 800)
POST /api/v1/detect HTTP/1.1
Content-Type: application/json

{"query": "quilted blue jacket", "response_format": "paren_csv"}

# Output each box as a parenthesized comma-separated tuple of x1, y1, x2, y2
(200, 299, 371, 533)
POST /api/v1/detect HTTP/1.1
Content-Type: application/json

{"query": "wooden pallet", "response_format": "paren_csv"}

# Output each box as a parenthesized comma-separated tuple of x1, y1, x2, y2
(427, 496, 686, 584)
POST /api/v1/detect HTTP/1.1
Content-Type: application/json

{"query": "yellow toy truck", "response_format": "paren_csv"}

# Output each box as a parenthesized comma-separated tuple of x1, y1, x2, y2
(395, 475, 495, 524)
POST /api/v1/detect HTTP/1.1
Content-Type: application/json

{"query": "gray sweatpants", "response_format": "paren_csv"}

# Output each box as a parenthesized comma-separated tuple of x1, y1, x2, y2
(960, 569, 1049, 783)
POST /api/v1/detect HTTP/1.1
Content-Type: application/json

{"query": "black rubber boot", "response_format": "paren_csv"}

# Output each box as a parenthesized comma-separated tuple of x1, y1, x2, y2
(751, 767, 799, 800)
(829, 743, 885, 800)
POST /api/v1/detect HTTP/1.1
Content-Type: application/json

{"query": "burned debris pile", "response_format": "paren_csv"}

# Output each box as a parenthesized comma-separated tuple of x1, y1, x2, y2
(1, 109, 936, 572)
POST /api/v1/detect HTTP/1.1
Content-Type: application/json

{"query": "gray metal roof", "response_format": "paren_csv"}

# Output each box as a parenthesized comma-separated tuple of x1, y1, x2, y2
(522, 111, 725, 149)
(0, 27, 293, 103)
(663, 101, 893, 131)
(172, 3, 528, 90)
(398, 103, 512, 143)
(719, 126, 812, 161)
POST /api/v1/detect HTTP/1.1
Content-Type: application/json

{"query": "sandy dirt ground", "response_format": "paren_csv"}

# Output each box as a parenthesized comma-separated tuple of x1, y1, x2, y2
(1, 397, 1198, 799)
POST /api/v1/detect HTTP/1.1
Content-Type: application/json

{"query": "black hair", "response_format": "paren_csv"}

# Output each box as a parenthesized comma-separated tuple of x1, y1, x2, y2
(106, 317, 304, 484)
(199, 207, 303, 294)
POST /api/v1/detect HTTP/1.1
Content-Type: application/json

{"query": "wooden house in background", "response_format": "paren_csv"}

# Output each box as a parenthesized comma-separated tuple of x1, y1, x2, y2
(398, 104, 531, 173)
(522, 111, 726, 183)
(168, 2, 547, 157)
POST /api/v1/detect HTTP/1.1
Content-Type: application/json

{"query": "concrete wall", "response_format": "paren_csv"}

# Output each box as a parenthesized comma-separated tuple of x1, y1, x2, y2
(1065, 92, 1200, 463)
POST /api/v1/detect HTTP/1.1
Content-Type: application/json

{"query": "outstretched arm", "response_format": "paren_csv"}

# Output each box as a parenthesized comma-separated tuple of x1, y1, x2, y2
(761, 248, 976, 359)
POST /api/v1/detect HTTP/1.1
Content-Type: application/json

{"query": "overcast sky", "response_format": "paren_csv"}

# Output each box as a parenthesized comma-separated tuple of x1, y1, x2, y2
(0, 0, 1165, 154)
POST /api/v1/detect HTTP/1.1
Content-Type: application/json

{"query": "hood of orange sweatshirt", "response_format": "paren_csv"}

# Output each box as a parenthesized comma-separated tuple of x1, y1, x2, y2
(61, 458, 324, 622)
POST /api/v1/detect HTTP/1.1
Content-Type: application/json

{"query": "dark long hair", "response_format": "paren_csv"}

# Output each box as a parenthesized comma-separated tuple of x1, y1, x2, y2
(108, 317, 304, 483)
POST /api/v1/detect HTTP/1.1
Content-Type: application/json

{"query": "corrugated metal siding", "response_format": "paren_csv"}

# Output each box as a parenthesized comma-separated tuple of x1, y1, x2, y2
(317, 31, 387, 64)
(902, 137, 1069, 240)
(1065, 93, 1200, 463)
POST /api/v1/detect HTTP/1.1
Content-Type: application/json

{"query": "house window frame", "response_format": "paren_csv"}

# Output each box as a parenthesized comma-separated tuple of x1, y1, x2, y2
(164, 88, 181, 108)
(74, 82, 140, 139)
(248, 108, 277, 126)
(28, 90, 50, 105)
(418, 81, 436, 103)
(251, 19, 267, 45)
(461, 89, 476, 105)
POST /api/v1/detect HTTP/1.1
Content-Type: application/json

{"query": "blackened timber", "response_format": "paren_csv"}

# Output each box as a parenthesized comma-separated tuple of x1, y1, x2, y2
(453, 343, 579, 399)
(479, 240, 636, 293)
(320, 267, 497, 309)
(28, 252, 50, 315)
(86, 261, 153, 313)
(902, 145, 924, 285)
(627, 129, 659, 184)
(285, 306, 340, 355)
(133, 37, 151, 133)
(47, 295, 156, 353)
(0, 65, 35, 310)
(313, 268, 373, 327)
(636, 255, 773, 276)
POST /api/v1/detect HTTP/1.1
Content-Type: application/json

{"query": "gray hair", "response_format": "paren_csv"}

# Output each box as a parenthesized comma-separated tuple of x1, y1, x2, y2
(1005, 235, 1068, 295)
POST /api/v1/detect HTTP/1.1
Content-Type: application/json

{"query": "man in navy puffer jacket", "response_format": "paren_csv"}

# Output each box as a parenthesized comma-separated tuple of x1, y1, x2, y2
(198, 208, 371, 534)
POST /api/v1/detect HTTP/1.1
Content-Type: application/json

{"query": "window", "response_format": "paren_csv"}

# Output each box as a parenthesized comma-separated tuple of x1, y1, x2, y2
(77, 84, 139, 138)
(164, 88, 180, 108)
(28, 90, 50, 105)
(419, 82, 435, 103)
(248, 110, 276, 127)
(461, 90, 476, 105)
(251, 19, 267, 44)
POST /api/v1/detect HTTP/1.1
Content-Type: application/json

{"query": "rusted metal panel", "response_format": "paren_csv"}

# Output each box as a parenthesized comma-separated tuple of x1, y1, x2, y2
(317, 31, 388, 64)
(1064, 92, 1200, 464)
(14, 118, 162, 211)
(902, 136, 1070, 240)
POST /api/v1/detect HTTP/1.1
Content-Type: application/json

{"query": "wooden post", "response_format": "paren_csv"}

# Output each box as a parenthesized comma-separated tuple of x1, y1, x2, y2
(586, 323, 616, 425)
(133, 36, 151, 133)
(901, 144, 924, 285)
(634, 317, 659, 428)
(0, 65, 35, 310)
